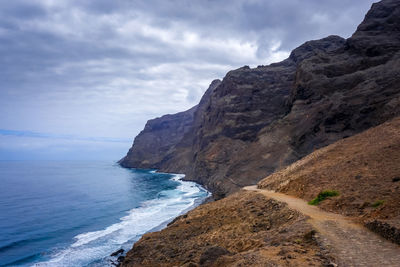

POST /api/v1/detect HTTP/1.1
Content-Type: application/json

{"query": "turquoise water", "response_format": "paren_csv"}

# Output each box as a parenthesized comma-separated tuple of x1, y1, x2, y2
(0, 161, 209, 266)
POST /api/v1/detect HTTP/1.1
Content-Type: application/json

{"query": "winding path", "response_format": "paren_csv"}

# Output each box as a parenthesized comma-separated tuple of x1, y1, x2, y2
(244, 185, 400, 267)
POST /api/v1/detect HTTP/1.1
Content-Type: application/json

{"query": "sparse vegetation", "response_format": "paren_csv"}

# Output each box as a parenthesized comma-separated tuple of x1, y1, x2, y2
(308, 190, 339, 205)
(371, 200, 385, 208)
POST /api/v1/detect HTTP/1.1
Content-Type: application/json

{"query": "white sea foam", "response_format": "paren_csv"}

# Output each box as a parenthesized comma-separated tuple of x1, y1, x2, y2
(34, 173, 209, 267)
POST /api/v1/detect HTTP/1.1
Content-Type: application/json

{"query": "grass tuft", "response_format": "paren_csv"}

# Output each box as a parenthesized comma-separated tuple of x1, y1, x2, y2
(308, 190, 339, 205)
(371, 200, 385, 208)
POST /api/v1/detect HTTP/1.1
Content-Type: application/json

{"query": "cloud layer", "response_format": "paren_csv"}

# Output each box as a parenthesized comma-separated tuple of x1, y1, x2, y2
(0, 0, 377, 159)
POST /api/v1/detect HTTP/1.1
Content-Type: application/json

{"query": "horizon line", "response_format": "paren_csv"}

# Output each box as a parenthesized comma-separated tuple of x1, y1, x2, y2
(0, 129, 132, 143)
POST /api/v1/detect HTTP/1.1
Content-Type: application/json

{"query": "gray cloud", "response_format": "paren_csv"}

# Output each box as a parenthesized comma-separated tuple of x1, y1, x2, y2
(0, 0, 377, 159)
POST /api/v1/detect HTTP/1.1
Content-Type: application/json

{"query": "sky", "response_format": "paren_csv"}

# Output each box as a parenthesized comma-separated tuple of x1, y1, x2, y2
(0, 0, 377, 160)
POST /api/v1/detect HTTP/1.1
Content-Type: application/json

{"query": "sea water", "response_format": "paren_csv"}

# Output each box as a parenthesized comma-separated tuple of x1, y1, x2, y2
(0, 161, 209, 266)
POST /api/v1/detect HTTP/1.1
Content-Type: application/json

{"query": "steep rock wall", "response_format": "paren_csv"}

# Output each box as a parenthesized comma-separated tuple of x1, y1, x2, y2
(120, 0, 400, 199)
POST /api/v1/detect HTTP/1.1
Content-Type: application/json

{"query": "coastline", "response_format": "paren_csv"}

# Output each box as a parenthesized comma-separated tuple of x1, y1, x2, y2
(108, 170, 211, 266)
(138, 171, 211, 232)
(9, 166, 210, 267)
(150, 168, 216, 202)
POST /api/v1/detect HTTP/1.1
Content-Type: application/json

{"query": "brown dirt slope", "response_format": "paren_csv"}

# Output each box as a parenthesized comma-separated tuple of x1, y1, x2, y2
(122, 191, 332, 267)
(245, 186, 400, 267)
(259, 116, 400, 243)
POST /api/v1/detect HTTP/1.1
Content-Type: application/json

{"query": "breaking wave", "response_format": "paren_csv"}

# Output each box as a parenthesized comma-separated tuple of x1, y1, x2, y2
(33, 173, 209, 267)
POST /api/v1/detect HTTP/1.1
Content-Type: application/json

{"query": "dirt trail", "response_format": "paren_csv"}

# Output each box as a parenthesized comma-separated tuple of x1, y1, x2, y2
(244, 185, 400, 267)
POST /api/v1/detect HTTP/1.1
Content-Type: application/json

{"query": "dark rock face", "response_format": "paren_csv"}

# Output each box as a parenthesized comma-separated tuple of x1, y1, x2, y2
(120, 0, 400, 199)
(111, 249, 124, 257)
(178, 36, 346, 198)
(118, 105, 197, 170)
(119, 79, 221, 172)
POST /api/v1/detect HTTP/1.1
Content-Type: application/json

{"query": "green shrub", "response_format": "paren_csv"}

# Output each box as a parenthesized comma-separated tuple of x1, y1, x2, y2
(308, 190, 339, 205)
(371, 200, 385, 208)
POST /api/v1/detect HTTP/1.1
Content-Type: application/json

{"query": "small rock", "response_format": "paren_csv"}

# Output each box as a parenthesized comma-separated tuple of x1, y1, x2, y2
(117, 256, 125, 263)
(304, 230, 316, 241)
(110, 248, 124, 257)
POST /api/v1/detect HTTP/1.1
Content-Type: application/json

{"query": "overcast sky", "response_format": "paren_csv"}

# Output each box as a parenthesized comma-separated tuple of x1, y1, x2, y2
(0, 0, 377, 160)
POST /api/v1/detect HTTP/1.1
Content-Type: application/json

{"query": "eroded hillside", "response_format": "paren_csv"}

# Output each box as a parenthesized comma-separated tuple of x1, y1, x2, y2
(122, 191, 332, 266)
(259, 116, 400, 244)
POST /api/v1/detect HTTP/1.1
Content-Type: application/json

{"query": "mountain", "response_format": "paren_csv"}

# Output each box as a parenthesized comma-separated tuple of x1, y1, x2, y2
(120, 0, 400, 199)
(121, 116, 400, 267)
(119, 0, 400, 266)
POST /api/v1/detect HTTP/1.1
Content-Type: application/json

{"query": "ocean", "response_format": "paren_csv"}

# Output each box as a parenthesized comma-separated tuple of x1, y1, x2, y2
(0, 161, 209, 266)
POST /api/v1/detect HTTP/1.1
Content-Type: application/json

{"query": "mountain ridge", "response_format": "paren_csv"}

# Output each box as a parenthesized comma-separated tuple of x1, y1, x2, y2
(120, 0, 400, 199)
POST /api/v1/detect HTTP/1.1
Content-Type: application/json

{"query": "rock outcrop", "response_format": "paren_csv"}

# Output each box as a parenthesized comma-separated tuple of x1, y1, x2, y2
(119, 79, 221, 171)
(120, 0, 400, 199)
(118, 106, 196, 170)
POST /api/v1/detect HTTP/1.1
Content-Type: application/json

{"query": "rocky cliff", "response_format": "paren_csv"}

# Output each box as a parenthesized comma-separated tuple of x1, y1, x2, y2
(119, 79, 221, 171)
(120, 0, 400, 199)
(121, 116, 400, 267)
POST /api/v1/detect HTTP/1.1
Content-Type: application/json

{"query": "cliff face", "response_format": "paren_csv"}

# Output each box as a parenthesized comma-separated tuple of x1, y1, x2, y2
(118, 106, 196, 169)
(120, 0, 400, 198)
(119, 79, 221, 171)
(122, 116, 400, 267)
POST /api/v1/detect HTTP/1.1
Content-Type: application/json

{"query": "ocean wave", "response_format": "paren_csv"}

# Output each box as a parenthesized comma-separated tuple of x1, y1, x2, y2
(33, 173, 209, 267)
